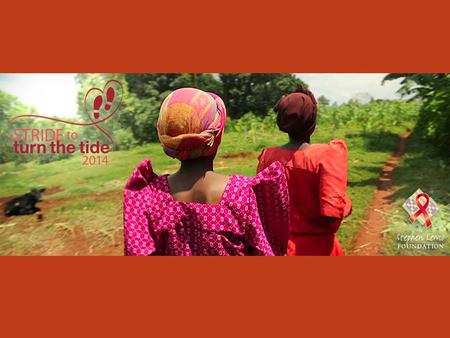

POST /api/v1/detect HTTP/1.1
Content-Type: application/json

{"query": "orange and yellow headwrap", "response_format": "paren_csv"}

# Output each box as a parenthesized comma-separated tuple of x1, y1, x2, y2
(156, 88, 227, 160)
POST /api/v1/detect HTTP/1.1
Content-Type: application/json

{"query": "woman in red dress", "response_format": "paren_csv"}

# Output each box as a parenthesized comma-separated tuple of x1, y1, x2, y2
(257, 86, 352, 256)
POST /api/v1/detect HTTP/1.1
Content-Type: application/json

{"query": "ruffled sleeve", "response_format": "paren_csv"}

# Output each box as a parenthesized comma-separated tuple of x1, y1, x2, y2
(123, 159, 157, 256)
(241, 188, 275, 256)
(251, 161, 290, 255)
(256, 148, 267, 173)
(319, 140, 352, 219)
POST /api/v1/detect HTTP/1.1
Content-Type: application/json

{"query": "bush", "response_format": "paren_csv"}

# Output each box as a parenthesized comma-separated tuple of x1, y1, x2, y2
(113, 128, 138, 150)
(383, 73, 450, 156)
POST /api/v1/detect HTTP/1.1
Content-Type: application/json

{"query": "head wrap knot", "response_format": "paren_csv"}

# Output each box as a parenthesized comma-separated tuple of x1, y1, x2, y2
(157, 88, 227, 160)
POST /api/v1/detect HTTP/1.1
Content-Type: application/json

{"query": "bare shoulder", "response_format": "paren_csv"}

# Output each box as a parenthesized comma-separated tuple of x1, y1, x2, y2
(181, 172, 229, 205)
(205, 172, 230, 191)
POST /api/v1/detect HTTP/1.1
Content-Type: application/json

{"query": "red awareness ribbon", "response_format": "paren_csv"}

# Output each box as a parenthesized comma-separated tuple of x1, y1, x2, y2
(409, 193, 432, 228)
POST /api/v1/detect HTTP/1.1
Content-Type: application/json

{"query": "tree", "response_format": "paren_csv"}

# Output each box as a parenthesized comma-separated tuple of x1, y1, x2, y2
(125, 73, 308, 118)
(317, 95, 330, 107)
(125, 74, 222, 100)
(0, 90, 39, 163)
(383, 73, 450, 155)
(220, 74, 306, 118)
(76, 74, 309, 145)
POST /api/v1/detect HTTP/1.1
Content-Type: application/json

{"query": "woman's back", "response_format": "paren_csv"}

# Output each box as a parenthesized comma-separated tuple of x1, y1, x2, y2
(258, 140, 352, 255)
(123, 87, 289, 256)
(124, 160, 289, 256)
(167, 171, 229, 205)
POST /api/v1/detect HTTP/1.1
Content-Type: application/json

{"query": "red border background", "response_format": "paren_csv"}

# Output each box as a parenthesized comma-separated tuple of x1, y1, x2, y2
(1, 257, 449, 336)
(2, 0, 450, 72)
(1, 0, 449, 336)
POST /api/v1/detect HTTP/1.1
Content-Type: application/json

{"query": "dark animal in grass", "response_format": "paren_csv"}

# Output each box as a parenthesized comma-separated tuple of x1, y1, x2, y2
(4, 188, 46, 217)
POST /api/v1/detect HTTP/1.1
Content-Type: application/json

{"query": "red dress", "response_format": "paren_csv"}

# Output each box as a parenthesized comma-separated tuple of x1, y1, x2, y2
(257, 140, 352, 256)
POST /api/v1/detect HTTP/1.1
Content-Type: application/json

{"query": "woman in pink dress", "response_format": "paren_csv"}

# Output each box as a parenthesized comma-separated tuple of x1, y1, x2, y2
(123, 88, 289, 256)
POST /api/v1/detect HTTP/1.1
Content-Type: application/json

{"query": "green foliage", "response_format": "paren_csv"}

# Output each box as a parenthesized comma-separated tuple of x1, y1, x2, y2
(0, 74, 423, 167)
(318, 99, 420, 137)
(126, 73, 305, 118)
(119, 93, 159, 145)
(220, 73, 304, 118)
(113, 128, 138, 150)
(115, 73, 305, 145)
(383, 73, 450, 156)
(0, 90, 69, 164)
(383, 132, 450, 256)
(228, 99, 420, 140)
(125, 74, 223, 100)
(226, 110, 278, 146)
(169, 74, 223, 94)
(75, 74, 127, 144)
(317, 95, 330, 107)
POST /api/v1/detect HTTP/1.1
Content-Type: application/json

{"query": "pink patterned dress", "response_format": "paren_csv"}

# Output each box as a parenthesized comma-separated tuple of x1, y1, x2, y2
(123, 160, 289, 256)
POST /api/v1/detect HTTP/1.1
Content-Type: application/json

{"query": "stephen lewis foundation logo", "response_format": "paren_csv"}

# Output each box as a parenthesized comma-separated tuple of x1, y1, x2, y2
(403, 189, 439, 228)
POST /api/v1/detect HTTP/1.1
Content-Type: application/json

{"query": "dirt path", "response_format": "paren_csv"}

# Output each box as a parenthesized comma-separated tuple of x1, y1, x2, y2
(351, 131, 411, 256)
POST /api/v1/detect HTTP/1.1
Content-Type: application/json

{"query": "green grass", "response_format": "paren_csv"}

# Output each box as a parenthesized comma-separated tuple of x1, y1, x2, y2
(0, 123, 409, 255)
(382, 134, 450, 256)
(0, 197, 121, 255)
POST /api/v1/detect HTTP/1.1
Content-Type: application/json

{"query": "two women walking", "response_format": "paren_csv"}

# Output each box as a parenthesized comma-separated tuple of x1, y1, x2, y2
(124, 86, 351, 256)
